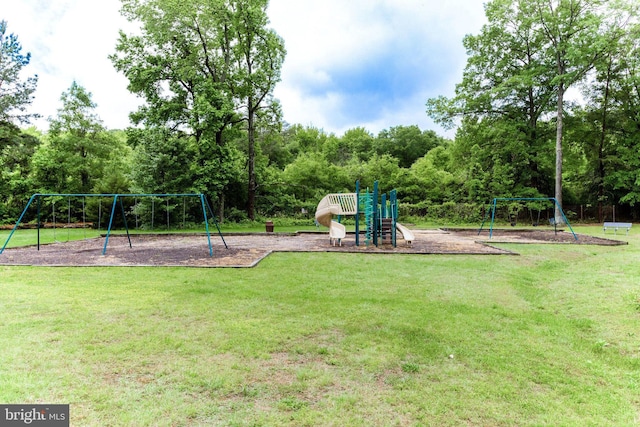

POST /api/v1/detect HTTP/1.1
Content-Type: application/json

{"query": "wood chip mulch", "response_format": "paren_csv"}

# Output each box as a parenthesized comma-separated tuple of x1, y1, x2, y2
(0, 228, 625, 268)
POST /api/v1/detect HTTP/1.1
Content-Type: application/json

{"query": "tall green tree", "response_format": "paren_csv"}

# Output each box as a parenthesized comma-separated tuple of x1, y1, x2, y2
(0, 20, 38, 124)
(580, 8, 640, 212)
(32, 82, 120, 194)
(528, 0, 610, 221)
(112, 0, 285, 220)
(113, 0, 240, 218)
(230, 0, 285, 220)
(375, 125, 444, 168)
(427, 0, 635, 218)
(427, 0, 558, 200)
(565, 5, 640, 217)
(0, 122, 40, 220)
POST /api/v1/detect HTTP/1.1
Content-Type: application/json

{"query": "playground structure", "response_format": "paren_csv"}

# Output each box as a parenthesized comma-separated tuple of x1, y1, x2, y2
(478, 197, 578, 241)
(314, 180, 414, 247)
(0, 193, 227, 256)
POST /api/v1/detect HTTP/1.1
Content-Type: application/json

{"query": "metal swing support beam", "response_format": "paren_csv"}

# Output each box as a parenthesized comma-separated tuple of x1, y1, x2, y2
(1, 193, 224, 256)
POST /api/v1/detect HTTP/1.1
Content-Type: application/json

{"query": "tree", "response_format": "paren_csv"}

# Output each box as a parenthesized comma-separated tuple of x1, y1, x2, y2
(0, 20, 38, 124)
(375, 125, 444, 168)
(611, 17, 640, 210)
(567, 3, 640, 219)
(528, 0, 609, 221)
(282, 152, 350, 202)
(112, 0, 285, 220)
(32, 82, 120, 195)
(128, 128, 196, 194)
(405, 146, 457, 204)
(427, 0, 559, 197)
(0, 122, 40, 220)
(318, 127, 374, 165)
(230, 0, 285, 220)
(357, 154, 401, 193)
(427, 0, 634, 220)
(113, 0, 240, 218)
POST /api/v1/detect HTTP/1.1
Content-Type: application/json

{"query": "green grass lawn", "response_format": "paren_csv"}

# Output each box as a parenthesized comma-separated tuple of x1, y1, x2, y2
(1, 225, 639, 425)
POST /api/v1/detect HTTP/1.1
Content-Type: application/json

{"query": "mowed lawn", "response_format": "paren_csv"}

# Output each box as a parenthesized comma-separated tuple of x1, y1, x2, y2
(1, 226, 639, 426)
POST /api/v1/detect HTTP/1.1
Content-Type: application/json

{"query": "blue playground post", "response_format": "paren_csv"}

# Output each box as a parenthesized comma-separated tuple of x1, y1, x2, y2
(390, 189, 398, 247)
(372, 181, 379, 246)
(355, 180, 360, 246)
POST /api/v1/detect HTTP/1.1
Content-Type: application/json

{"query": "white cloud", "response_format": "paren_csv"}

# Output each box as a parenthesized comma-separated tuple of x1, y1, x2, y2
(268, 0, 487, 136)
(4, 0, 486, 137)
(3, 0, 140, 130)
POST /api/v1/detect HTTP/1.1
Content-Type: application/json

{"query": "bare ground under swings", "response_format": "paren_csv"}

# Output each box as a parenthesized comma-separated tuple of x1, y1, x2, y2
(0, 228, 625, 268)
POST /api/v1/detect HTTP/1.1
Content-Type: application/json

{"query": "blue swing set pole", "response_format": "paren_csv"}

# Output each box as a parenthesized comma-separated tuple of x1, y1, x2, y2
(489, 198, 497, 238)
(551, 198, 578, 240)
(101, 194, 133, 255)
(477, 201, 493, 236)
(0, 193, 38, 254)
(37, 195, 41, 251)
(102, 195, 119, 255)
(203, 196, 227, 249)
(119, 196, 133, 249)
(200, 194, 213, 257)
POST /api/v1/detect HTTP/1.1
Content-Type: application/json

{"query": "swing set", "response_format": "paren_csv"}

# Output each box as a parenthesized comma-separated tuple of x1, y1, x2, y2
(478, 197, 578, 241)
(0, 193, 227, 256)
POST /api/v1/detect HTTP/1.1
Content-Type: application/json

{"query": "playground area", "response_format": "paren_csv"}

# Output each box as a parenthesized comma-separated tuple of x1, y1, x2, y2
(0, 227, 623, 268)
(0, 189, 627, 267)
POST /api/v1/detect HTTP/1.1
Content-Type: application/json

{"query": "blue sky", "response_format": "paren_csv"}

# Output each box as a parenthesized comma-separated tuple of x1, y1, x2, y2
(3, 0, 487, 137)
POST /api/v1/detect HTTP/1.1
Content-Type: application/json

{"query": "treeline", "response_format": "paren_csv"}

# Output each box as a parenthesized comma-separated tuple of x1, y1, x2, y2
(2, 92, 638, 225)
(426, 0, 640, 223)
(0, 92, 455, 223)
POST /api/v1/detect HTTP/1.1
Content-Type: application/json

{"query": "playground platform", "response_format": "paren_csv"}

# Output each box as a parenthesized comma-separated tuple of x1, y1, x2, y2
(0, 228, 623, 268)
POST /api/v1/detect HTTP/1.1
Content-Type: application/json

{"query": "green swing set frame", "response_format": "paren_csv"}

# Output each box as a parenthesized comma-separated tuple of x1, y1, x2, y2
(0, 193, 227, 256)
(478, 197, 578, 241)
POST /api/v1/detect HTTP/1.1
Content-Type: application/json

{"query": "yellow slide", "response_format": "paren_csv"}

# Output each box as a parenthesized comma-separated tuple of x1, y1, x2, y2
(315, 193, 358, 246)
(395, 222, 415, 245)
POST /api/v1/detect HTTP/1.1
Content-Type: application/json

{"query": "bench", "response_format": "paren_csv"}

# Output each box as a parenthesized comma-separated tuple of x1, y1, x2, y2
(603, 222, 632, 235)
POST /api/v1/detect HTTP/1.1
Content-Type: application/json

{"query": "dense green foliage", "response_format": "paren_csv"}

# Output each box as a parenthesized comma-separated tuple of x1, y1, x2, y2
(111, 0, 285, 220)
(427, 0, 640, 221)
(1, 0, 640, 225)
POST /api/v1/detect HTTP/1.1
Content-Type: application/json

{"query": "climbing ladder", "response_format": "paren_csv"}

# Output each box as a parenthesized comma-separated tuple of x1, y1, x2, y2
(360, 192, 374, 246)
(381, 218, 393, 244)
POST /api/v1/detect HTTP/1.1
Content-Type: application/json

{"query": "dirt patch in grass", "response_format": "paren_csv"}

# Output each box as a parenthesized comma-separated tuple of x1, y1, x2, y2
(0, 228, 624, 268)
(452, 227, 626, 245)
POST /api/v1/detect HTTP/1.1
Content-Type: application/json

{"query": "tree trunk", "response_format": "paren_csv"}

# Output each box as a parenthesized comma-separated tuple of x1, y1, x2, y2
(247, 97, 256, 221)
(218, 193, 225, 223)
(527, 87, 540, 191)
(597, 59, 613, 223)
(555, 80, 564, 224)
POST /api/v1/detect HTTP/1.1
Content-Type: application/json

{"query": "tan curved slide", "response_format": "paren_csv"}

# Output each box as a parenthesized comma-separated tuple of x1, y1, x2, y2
(315, 193, 358, 246)
(395, 222, 415, 244)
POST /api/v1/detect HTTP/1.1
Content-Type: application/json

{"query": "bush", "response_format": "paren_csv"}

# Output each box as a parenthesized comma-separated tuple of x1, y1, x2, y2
(225, 207, 250, 223)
